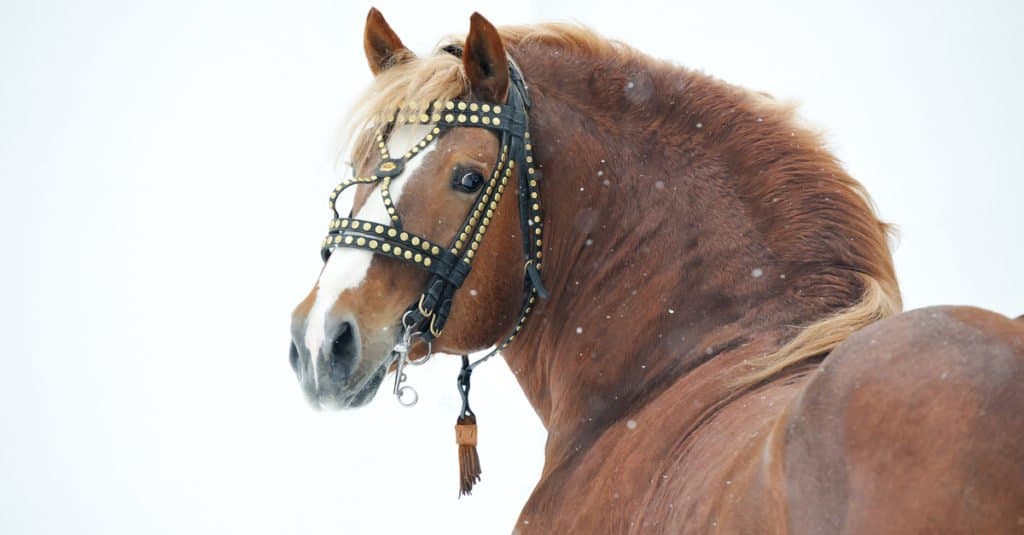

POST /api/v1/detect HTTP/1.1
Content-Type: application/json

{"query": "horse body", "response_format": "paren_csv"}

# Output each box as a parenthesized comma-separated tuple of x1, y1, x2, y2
(511, 306, 1024, 533)
(290, 11, 1024, 533)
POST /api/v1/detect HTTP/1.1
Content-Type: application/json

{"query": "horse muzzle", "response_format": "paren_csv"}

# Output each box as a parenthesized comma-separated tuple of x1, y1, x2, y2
(289, 317, 386, 410)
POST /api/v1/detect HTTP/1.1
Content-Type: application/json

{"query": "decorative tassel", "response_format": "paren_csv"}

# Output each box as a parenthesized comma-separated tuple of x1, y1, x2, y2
(455, 355, 482, 496)
(456, 413, 481, 495)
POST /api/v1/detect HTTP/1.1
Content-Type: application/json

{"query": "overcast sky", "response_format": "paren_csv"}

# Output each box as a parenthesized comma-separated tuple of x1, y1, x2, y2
(2, 1, 1021, 533)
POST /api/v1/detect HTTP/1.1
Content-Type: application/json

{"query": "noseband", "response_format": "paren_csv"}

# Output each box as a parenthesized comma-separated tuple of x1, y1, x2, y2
(320, 56, 547, 401)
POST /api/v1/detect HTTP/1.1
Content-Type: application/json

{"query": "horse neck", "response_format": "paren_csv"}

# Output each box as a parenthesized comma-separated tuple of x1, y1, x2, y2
(499, 44, 892, 464)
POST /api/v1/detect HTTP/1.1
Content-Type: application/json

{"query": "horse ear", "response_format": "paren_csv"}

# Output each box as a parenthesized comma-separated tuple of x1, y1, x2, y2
(463, 13, 509, 102)
(363, 8, 413, 75)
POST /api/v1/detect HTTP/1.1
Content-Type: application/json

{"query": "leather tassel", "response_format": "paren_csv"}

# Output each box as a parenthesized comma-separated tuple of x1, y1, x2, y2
(456, 413, 481, 495)
(455, 355, 482, 496)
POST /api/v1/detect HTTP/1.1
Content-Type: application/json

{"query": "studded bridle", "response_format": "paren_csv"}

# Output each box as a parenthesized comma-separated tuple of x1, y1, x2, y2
(320, 55, 547, 403)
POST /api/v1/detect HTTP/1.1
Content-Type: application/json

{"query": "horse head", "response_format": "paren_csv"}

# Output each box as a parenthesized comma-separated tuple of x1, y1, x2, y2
(289, 10, 537, 409)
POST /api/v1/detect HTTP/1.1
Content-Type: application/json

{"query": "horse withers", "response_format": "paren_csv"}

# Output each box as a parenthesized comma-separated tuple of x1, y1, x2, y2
(289, 9, 1024, 533)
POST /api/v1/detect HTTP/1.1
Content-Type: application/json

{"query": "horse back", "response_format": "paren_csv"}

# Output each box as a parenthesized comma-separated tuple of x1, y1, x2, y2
(782, 305, 1024, 533)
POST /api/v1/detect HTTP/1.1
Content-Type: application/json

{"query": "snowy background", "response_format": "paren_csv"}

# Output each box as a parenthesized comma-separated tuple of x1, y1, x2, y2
(2, 1, 1021, 533)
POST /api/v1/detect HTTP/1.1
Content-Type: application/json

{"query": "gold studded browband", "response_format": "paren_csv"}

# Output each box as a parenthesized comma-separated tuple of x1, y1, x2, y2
(320, 57, 548, 351)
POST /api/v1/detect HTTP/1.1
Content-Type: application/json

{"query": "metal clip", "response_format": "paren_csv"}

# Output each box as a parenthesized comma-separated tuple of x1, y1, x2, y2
(390, 316, 433, 407)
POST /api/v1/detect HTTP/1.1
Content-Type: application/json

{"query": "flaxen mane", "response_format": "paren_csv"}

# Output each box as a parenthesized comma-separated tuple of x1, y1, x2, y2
(342, 23, 901, 389)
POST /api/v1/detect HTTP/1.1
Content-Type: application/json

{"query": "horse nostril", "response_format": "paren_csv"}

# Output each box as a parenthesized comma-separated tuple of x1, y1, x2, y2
(289, 342, 301, 374)
(328, 321, 357, 382)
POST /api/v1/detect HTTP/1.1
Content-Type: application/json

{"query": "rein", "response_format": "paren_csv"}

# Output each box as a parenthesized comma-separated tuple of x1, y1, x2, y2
(319, 56, 547, 494)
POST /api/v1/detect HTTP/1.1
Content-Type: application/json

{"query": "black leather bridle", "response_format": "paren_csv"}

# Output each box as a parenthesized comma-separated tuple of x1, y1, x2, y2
(320, 55, 547, 376)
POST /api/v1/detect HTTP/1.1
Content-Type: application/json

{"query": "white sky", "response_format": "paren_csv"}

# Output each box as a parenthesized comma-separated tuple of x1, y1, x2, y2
(1, 1, 1021, 533)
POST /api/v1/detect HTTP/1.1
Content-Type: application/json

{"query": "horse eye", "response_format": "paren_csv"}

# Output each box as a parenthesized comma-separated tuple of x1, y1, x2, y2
(453, 170, 485, 193)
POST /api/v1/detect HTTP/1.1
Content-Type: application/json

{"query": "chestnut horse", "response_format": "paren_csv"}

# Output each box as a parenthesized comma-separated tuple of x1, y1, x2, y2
(289, 9, 1024, 533)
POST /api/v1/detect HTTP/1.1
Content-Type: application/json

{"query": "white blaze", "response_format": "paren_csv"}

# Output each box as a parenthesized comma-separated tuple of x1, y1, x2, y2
(303, 124, 437, 386)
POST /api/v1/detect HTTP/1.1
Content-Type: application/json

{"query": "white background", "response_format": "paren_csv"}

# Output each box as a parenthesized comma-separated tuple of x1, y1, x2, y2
(2, 1, 1021, 533)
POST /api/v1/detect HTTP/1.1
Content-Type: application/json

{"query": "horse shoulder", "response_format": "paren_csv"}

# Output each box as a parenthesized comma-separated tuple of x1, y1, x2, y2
(781, 305, 1024, 533)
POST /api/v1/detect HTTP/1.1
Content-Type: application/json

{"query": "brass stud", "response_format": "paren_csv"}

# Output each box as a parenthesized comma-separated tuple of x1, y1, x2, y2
(420, 242, 430, 251)
(394, 246, 403, 255)
(341, 220, 349, 228)
(432, 246, 440, 255)
(482, 117, 491, 125)
(375, 224, 384, 233)
(362, 222, 372, 231)
(411, 236, 420, 246)
(493, 105, 502, 113)
(457, 101, 467, 110)
(445, 101, 455, 110)
(493, 117, 501, 126)
(469, 115, 479, 123)
(369, 240, 378, 249)
(399, 231, 409, 241)
(356, 237, 366, 246)
(445, 114, 454, 123)
(382, 243, 392, 252)
(414, 253, 422, 262)
(423, 258, 432, 267)
(481, 104, 491, 112)
(431, 113, 441, 122)
(469, 103, 478, 111)
(419, 114, 429, 122)
(403, 250, 413, 260)
(343, 236, 353, 244)
(387, 228, 397, 237)
(457, 114, 466, 123)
